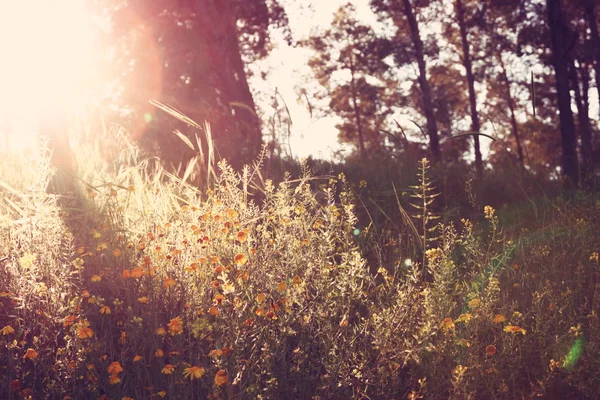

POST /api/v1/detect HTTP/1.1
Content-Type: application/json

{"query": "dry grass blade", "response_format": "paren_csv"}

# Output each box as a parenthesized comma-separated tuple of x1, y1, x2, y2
(149, 99, 202, 129)
(174, 130, 195, 151)
(392, 182, 422, 250)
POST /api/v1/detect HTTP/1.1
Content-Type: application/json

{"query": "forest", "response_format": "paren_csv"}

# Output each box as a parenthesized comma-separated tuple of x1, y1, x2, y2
(0, 0, 599, 399)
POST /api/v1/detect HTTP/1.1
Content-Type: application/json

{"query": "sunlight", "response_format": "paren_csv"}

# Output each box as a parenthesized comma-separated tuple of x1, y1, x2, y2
(0, 0, 95, 151)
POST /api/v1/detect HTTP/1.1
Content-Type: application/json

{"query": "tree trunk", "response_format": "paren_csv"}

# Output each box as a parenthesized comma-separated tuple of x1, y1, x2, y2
(348, 54, 367, 160)
(570, 59, 593, 179)
(455, 0, 483, 178)
(499, 53, 525, 174)
(402, 0, 441, 164)
(546, 0, 579, 185)
(583, 0, 600, 120)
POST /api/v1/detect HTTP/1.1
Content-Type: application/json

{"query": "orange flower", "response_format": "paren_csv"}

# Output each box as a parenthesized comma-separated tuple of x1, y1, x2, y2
(255, 307, 265, 316)
(156, 327, 167, 336)
(454, 313, 472, 324)
(82, 290, 91, 298)
(121, 270, 131, 279)
(131, 268, 143, 278)
(440, 318, 455, 332)
(468, 299, 481, 309)
(91, 275, 102, 282)
(486, 345, 497, 356)
(1, 325, 15, 335)
(138, 296, 148, 304)
(77, 326, 94, 339)
(226, 208, 238, 219)
(107, 361, 123, 375)
(157, 391, 167, 398)
(167, 317, 183, 335)
(185, 263, 199, 273)
(108, 374, 121, 385)
(23, 349, 38, 359)
(492, 314, 506, 324)
(236, 231, 247, 242)
(214, 369, 229, 387)
(113, 248, 122, 257)
(99, 306, 111, 315)
(162, 364, 175, 375)
(163, 278, 177, 288)
(256, 293, 266, 303)
(277, 282, 287, 292)
(183, 366, 206, 380)
(208, 307, 219, 316)
(208, 349, 223, 358)
(503, 325, 527, 335)
(234, 253, 248, 266)
(155, 349, 164, 357)
(133, 355, 143, 362)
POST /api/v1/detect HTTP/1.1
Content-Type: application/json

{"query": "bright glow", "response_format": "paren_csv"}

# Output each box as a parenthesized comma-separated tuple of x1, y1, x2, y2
(0, 0, 95, 151)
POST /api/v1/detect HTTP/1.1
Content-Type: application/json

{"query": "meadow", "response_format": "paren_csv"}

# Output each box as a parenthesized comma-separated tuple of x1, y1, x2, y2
(0, 127, 599, 399)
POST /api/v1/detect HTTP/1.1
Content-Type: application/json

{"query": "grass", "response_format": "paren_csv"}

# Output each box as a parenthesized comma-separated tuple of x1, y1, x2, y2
(0, 125, 599, 399)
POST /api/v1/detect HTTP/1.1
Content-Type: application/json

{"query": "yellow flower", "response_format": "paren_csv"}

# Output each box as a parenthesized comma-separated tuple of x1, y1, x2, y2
(157, 391, 167, 398)
(91, 275, 102, 283)
(99, 306, 111, 315)
(138, 296, 148, 304)
(492, 314, 506, 324)
(183, 366, 205, 380)
(167, 316, 183, 336)
(23, 348, 38, 359)
(155, 327, 167, 336)
(162, 364, 175, 375)
(113, 249, 122, 257)
(133, 355, 143, 362)
(440, 318, 455, 332)
(1, 325, 15, 335)
(503, 325, 527, 335)
(107, 361, 123, 375)
(236, 230, 247, 242)
(96, 242, 109, 251)
(468, 299, 481, 309)
(91, 229, 101, 239)
(454, 314, 472, 324)
(163, 278, 176, 289)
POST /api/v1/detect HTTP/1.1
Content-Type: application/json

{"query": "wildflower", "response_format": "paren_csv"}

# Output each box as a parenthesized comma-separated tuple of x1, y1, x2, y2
(236, 231, 247, 242)
(256, 293, 266, 303)
(108, 374, 121, 385)
(208, 349, 223, 358)
(99, 306, 111, 315)
(454, 314, 472, 324)
(107, 361, 123, 375)
(255, 307, 265, 317)
(82, 290, 91, 298)
(155, 349, 164, 357)
(277, 282, 287, 292)
(214, 369, 228, 387)
(77, 326, 94, 339)
(156, 327, 167, 336)
(492, 314, 506, 324)
(293, 276, 302, 286)
(23, 349, 38, 359)
(113, 249, 122, 257)
(468, 299, 481, 309)
(226, 208, 238, 219)
(484, 205, 495, 219)
(138, 296, 148, 304)
(91, 229, 101, 239)
(440, 318, 455, 332)
(131, 268, 143, 278)
(163, 278, 176, 289)
(96, 243, 108, 251)
(486, 345, 497, 356)
(234, 253, 248, 266)
(133, 355, 143, 362)
(167, 317, 183, 335)
(185, 263, 198, 273)
(183, 366, 206, 380)
(503, 325, 527, 335)
(162, 364, 175, 375)
(1, 325, 15, 335)
(121, 270, 131, 278)
(208, 307, 219, 316)
(157, 391, 167, 398)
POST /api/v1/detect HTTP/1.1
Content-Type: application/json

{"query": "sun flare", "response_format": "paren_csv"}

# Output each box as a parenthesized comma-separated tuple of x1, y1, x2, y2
(0, 0, 95, 151)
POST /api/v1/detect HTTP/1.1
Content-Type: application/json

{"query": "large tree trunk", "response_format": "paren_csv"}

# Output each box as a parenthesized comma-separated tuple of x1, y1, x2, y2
(498, 53, 525, 174)
(546, 0, 579, 185)
(402, 0, 441, 164)
(455, 0, 483, 178)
